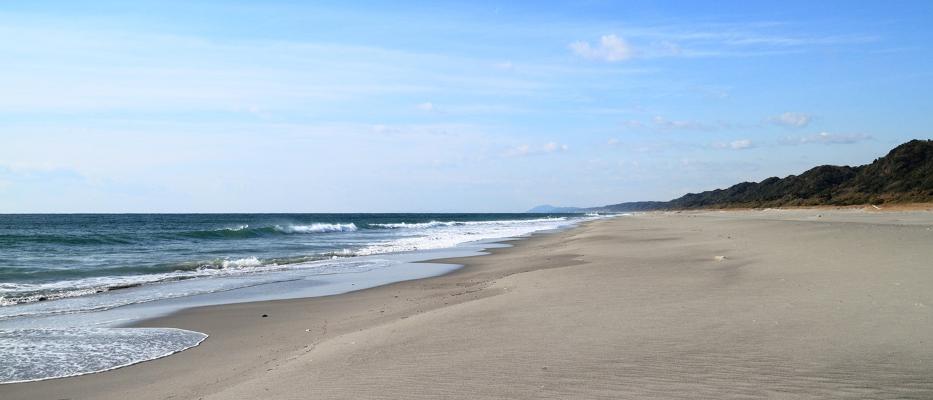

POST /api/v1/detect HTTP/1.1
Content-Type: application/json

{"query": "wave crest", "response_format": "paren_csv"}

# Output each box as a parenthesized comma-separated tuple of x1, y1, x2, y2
(369, 221, 457, 229)
(178, 223, 357, 239)
(370, 217, 566, 229)
(273, 223, 358, 234)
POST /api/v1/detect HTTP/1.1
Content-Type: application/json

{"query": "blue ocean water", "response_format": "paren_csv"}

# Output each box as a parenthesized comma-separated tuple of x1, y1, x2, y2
(0, 213, 583, 306)
(0, 213, 602, 383)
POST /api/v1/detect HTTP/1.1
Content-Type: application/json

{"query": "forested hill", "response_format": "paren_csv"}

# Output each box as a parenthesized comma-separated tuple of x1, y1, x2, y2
(595, 139, 933, 211)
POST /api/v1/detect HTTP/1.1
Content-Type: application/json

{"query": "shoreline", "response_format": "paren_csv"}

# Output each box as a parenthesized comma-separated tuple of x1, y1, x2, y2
(0, 215, 594, 384)
(123, 221, 587, 327)
(0, 218, 596, 398)
(4, 210, 933, 399)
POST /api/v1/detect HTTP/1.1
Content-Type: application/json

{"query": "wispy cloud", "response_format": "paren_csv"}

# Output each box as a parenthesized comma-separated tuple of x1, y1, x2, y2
(570, 34, 632, 62)
(620, 116, 736, 132)
(543, 142, 569, 152)
(505, 142, 569, 157)
(0, 164, 86, 183)
(652, 116, 716, 131)
(780, 132, 871, 145)
(720, 33, 878, 47)
(769, 112, 813, 128)
(602, 22, 879, 59)
(713, 139, 754, 150)
(494, 61, 515, 70)
(0, 20, 548, 114)
(622, 111, 820, 134)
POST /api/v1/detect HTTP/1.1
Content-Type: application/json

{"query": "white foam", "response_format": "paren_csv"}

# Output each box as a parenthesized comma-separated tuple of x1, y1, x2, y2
(370, 221, 458, 229)
(0, 257, 397, 321)
(220, 256, 262, 269)
(274, 223, 358, 233)
(0, 257, 289, 307)
(357, 216, 582, 255)
(0, 328, 207, 384)
(370, 217, 567, 230)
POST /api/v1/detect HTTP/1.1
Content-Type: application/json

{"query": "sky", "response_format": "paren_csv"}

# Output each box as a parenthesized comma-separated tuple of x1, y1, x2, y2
(1, 1, 932, 212)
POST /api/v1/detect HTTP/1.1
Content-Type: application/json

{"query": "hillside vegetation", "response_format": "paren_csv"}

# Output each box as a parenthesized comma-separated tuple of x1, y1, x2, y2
(595, 139, 933, 211)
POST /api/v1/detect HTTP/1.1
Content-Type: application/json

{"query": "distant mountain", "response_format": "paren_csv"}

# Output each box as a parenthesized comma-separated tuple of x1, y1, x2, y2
(574, 139, 933, 212)
(526, 202, 664, 213)
(588, 201, 670, 213)
(526, 204, 585, 213)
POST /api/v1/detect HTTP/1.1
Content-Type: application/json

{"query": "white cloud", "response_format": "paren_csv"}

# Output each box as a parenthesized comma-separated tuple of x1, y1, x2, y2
(769, 112, 812, 128)
(607, 138, 620, 145)
(494, 61, 514, 70)
(416, 102, 435, 112)
(713, 139, 754, 150)
(780, 132, 871, 145)
(371, 124, 400, 134)
(505, 144, 532, 157)
(729, 139, 753, 149)
(570, 34, 632, 62)
(0, 20, 557, 115)
(543, 142, 569, 152)
(620, 120, 647, 130)
(657, 40, 683, 56)
(652, 116, 713, 131)
(620, 115, 746, 133)
(505, 142, 569, 157)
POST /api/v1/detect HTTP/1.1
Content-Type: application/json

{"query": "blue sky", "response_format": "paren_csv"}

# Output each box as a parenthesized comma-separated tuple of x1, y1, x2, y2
(1, 1, 932, 212)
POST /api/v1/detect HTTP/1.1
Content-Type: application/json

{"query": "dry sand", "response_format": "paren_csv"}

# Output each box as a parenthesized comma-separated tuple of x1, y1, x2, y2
(4, 210, 933, 399)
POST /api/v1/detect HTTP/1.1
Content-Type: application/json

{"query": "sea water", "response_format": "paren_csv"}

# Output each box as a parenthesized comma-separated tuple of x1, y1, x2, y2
(0, 213, 605, 383)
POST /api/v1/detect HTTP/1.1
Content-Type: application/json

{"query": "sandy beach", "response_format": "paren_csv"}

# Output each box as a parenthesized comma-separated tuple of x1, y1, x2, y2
(4, 210, 933, 399)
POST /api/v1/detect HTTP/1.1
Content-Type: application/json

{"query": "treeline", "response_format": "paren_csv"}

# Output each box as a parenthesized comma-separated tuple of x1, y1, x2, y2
(595, 139, 933, 211)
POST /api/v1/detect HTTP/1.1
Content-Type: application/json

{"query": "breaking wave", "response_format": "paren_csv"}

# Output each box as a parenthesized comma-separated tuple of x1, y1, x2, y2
(273, 223, 357, 234)
(177, 223, 358, 239)
(0, 256, 324, 307)
(369, 217, 566, 229)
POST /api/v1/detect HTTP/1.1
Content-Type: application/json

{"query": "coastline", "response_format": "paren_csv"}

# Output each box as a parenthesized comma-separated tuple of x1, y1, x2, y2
(0, 218, 594, 399)
(0, 214, 591, 384)
(4, 210, 933, 399)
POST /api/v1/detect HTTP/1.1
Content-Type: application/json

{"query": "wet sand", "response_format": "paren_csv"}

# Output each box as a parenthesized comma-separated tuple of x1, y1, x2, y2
(4, 210, 933, 399)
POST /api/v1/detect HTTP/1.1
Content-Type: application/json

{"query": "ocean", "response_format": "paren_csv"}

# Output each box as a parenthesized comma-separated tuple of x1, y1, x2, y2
(0, 213, 604, 383)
